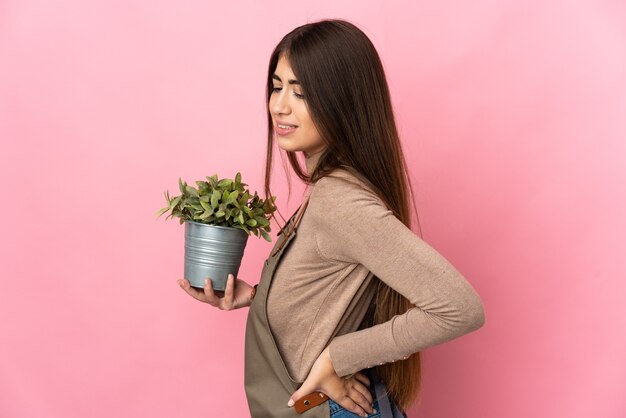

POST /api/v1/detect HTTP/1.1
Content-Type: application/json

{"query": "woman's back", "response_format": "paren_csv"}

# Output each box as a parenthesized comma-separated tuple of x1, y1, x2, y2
(268, 166, 485, 383)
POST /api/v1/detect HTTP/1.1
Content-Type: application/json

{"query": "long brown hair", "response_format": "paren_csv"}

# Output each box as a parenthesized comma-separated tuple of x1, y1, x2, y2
(263, 18, 423, 411)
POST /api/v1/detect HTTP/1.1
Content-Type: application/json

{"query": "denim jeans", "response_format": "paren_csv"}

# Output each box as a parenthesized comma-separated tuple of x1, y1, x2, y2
(328, 368, 408, 418)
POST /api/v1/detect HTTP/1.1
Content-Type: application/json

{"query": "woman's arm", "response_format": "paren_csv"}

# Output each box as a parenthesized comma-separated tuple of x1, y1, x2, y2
(310, 174, 486, 378)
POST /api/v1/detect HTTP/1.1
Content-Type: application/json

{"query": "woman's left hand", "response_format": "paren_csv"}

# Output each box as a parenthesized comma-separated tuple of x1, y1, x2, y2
(287, 346, 375, 417)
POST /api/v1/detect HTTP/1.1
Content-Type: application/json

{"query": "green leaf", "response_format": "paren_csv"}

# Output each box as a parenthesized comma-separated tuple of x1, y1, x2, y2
(228, 190, 239, 204)
(206, 174, 218, 189)
(198, 210, 212, 220)
(155, 206, 169, 217)
(170, 196, 182, 209)
(218, 178, 232, 188)
(255, 216, 269, 227)
(211, 191, 220, 209)
(196, 180, 210, 192)
(245, 219, 257, 227)
(260, 229, 271, 242)
(236, 223, 250, 233)
(215, 210, 225, 218)
(185, 185, 199, 197)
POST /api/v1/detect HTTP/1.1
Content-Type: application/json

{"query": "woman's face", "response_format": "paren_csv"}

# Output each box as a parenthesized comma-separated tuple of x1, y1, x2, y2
(269, 54, 325, 158)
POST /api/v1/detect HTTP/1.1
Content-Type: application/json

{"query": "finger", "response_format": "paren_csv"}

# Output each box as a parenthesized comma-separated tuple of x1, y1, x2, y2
(287, 382, 315, 408)
(178, 279, 205, 300)
(338, 394, 368, 418)
(350, 384, 374, 414)
(354, 372, 371, 388)
(351, 378, 373, 405)
(224, 274, 234, 310)
(203, 278, 220, 307)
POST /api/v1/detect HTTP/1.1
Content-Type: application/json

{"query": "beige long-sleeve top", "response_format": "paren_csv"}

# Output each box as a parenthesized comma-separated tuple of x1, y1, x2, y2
(266, 166, 485, 381)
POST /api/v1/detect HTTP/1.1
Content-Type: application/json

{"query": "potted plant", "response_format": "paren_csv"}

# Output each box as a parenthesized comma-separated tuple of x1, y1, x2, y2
(155, 172, 277, 291)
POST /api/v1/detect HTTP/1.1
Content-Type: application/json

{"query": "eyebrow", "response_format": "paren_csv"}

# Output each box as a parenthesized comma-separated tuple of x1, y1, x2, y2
(272, 74, 300, 85)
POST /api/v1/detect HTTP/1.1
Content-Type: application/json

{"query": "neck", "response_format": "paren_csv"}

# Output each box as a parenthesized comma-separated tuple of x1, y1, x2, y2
(305, 149, 324, 174)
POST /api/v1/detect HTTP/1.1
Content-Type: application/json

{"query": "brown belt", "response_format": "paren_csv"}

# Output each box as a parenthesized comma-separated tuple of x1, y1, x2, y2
(293, 391, 329, 414)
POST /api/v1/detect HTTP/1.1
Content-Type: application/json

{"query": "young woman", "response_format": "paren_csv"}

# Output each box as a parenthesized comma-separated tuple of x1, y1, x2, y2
(178, 19, 486, 418)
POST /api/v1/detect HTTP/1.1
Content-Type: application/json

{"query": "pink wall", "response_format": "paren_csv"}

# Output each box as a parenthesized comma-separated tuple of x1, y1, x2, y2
(1, 1, 624, 417)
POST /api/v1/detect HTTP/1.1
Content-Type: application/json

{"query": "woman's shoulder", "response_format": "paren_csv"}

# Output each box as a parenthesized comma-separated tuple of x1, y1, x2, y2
(309, 168, 386, 212)
(314, 167, 377, 194)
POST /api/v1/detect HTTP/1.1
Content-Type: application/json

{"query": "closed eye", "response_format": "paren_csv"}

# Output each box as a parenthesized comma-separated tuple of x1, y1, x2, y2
(271, 87, 304, 99)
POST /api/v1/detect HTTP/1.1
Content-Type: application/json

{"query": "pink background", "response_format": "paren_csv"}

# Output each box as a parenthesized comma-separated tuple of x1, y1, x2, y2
(1, 1, 625, 417)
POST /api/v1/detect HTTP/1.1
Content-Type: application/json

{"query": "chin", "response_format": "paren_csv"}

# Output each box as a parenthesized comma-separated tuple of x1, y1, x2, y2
(276, 138, 303, 153)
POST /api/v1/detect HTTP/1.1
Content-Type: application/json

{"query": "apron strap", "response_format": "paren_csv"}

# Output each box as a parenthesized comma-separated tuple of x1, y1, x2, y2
(293, 193, 311, 228)
(368, 367, 396, 418)
(271, 193, 311, 257)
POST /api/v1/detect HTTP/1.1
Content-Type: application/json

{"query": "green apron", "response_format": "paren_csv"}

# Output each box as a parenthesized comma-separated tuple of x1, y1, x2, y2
(244, 194, 330, 417)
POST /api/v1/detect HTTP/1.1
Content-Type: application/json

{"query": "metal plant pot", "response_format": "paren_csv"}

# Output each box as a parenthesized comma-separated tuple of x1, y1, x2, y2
(184, 220, 249, 290)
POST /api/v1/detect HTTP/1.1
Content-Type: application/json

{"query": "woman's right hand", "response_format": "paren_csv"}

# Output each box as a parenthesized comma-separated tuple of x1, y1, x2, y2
(177, 274, 254, 310)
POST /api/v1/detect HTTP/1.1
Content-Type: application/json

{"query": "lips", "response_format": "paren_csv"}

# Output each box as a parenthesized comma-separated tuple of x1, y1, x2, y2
(275, 120, 298, 128)
(275, 123, 298, 136)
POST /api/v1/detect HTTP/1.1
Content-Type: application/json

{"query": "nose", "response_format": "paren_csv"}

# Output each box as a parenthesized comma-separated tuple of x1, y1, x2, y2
(271, 88, 291, 116)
